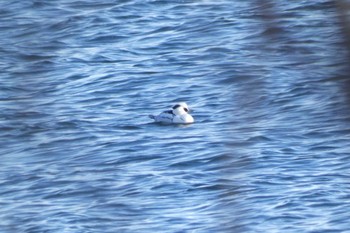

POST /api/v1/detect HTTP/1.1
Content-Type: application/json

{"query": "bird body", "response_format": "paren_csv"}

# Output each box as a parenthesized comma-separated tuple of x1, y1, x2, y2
(149, 102, 194, 124)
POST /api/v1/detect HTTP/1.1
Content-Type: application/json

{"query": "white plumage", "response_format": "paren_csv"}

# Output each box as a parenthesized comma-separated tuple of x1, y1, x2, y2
(149, 102, 194, 124)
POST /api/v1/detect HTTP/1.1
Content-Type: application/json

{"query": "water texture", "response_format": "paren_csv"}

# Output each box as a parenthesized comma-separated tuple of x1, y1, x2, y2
(1, 0, 350, 232)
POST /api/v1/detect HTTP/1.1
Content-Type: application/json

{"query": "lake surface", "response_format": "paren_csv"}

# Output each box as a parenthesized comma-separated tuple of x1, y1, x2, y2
(1, 0, 350, 232)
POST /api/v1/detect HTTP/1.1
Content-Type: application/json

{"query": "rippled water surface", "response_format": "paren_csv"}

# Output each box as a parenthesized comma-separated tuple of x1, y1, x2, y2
(1, 0, 350, 232)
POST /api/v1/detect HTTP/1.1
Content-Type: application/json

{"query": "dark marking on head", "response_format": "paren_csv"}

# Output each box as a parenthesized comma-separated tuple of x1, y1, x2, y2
(184, 108, 189, 112)
(172, 104, 181, 109)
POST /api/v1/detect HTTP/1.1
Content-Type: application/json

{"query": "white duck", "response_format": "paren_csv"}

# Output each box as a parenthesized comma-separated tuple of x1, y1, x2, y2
(149, 102, 194, 124)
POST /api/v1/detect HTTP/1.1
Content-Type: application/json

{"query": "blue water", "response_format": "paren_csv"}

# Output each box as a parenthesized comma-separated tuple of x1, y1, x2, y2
(1, 0, 350, 232)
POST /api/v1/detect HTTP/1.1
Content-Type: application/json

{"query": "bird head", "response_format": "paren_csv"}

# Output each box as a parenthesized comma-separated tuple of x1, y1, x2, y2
(172, 102, 190, 115)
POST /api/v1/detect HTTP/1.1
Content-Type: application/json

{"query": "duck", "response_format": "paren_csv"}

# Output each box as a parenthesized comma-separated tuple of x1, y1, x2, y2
(149, 102, 194, 124)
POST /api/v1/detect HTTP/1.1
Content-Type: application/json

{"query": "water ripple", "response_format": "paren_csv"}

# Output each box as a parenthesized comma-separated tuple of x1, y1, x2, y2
(1, 0, 350, 232)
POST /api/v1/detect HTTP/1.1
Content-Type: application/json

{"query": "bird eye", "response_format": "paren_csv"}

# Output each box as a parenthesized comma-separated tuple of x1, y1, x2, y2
(184, 108, 189, 112)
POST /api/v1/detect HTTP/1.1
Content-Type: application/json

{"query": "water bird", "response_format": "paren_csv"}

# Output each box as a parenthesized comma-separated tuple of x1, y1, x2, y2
(149, 102, 194, 124)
